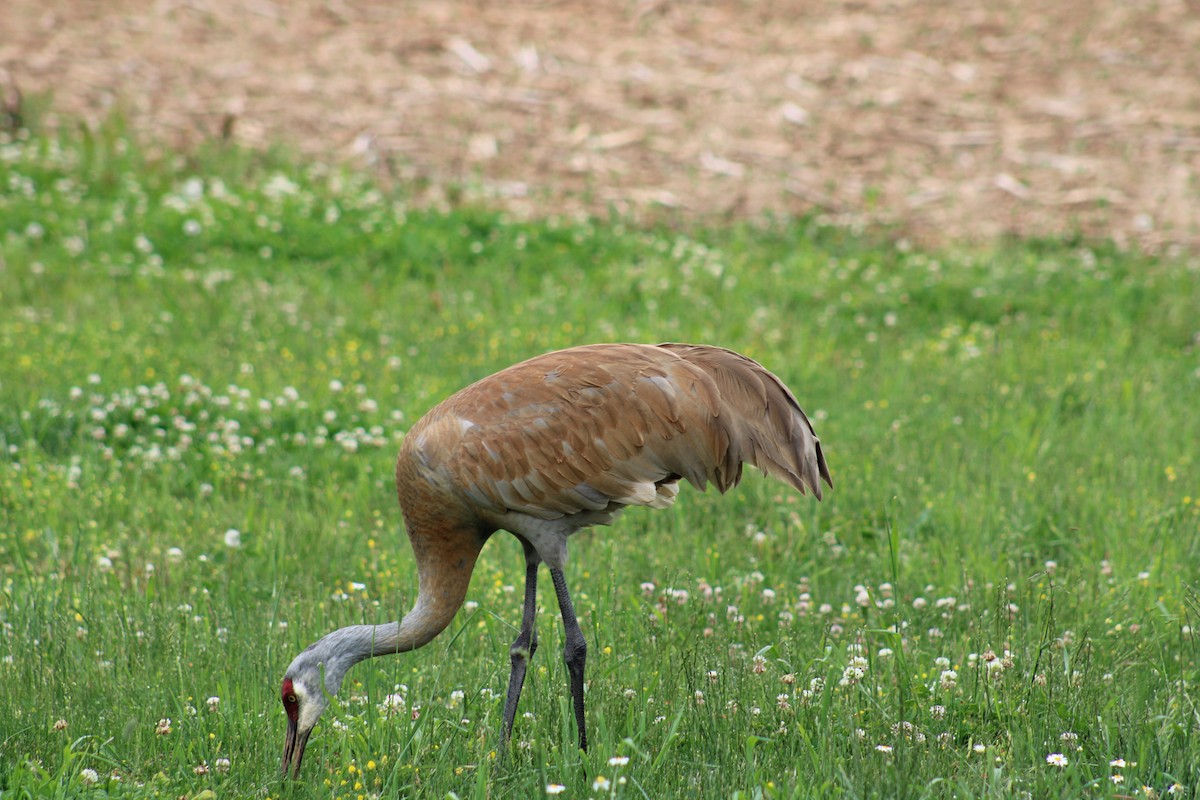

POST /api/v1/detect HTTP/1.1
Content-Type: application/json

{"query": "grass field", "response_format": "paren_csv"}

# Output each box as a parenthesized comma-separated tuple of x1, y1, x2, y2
(1, 118, 1198, 799)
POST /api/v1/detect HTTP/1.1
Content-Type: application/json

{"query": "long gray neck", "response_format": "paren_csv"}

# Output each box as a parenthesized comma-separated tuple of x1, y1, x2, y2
(301, 623, 398, 697)
(301, 600, 448, 694)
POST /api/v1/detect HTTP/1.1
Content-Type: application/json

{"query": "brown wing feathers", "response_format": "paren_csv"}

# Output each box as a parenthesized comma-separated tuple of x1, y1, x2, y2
(656, 343, 832, 499)
(415, 343, 830, 525)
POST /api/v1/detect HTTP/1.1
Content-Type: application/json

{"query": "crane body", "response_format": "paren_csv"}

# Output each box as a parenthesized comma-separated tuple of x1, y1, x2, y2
(281, 342, 832, 776)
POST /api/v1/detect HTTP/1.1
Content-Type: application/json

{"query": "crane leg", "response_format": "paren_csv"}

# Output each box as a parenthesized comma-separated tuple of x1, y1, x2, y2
(550, 566, 588, 752)
(501, 545, 540, 742)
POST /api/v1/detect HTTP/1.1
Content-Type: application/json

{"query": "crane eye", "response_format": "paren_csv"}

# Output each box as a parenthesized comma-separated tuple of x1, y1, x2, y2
(284, 693, 297, 705)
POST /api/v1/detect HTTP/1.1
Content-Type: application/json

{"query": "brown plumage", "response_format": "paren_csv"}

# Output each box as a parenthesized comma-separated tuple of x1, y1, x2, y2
(280, 343, 831, 776)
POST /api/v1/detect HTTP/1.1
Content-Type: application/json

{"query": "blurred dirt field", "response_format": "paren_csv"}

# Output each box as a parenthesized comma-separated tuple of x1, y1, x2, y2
(3, 0, 1199, 251)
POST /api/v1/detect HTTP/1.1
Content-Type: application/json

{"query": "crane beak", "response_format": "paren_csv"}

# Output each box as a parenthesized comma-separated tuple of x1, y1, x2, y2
(281, 717, 311, 778)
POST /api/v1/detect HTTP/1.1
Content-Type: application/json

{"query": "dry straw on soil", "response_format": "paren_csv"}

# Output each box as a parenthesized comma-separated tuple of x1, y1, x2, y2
(3, 0, 1199, 252)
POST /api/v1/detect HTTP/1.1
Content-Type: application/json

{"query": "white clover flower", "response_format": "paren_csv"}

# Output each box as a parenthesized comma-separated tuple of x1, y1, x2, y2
(223, 528, 241, 548)
(206, 696, 220, 712)
(839, 665, 865, 687)
(80, 768, 100, 786)
(215, 758, 230, 773)
(263, 174, 299, 198)
(378, 693, 406, 715)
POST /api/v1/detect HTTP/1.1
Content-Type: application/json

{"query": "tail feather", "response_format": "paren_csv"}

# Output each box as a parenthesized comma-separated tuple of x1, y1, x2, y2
(658, 343, 833, 500)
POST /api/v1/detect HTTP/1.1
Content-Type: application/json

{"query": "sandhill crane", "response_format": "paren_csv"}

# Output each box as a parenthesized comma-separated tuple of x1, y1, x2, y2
(280, 343, 832, 776)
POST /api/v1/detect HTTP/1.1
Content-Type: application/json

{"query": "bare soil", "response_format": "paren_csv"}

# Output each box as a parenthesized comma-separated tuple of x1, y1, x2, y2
(4, 0, 1199, 252)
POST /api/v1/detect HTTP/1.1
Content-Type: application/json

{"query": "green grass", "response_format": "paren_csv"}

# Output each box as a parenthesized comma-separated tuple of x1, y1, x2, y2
(1, 117, 1198, 799)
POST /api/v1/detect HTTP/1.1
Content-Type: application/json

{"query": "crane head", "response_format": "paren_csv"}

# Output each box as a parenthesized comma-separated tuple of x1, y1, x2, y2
(279, 654, 333, 778)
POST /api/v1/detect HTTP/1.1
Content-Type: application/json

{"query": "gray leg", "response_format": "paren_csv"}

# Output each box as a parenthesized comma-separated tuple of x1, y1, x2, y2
(550, 567, 588, 752)
(502, 544, 540, 742)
